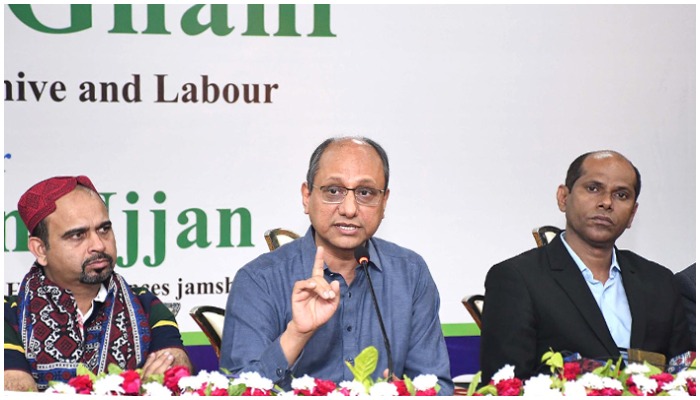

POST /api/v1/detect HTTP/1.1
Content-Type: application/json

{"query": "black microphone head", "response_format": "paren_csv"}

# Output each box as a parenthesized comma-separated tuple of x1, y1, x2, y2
(354, 245, 370, 265)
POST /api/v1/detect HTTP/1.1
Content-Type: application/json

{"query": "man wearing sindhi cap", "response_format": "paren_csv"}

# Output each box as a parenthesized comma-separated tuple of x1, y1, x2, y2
(4, 176, 192, 392)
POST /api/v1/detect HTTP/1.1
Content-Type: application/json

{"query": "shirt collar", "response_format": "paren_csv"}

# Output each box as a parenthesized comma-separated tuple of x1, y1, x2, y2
(305, 226, 383, 273)
(561, 231, 620, 275)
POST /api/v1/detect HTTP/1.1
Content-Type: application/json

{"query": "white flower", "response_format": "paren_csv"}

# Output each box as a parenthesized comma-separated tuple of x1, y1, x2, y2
(92, 374, 125, 395)
(178, 370, 211, 391)
(232, 371, 273, 391)
(522, 374, 561, 396)
(412, 374, 438, 391)
(576, 372, 604, 389)
(369, 381, 399, 396)
(663, 376, 690, 392)
(45, 382, 77, 394)
(291, 374, 317, 391)
(324, 390, 350, 397)
(601, 377, 623, 391)
(491, 364, 515, 384)
(142, 381, 173, 396)
(676, 370, 697, 382)
(207, 370, 231, 390)
(563, 380, 588, 397)
(338, 380, 367, 396)
(624, 363, 651, 375)
(630, 374, 659, 395)
(666, 388, 690, 396)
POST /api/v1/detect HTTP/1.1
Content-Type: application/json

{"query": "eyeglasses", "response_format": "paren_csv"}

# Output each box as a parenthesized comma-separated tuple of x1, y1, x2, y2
(312, 185, 386, 206)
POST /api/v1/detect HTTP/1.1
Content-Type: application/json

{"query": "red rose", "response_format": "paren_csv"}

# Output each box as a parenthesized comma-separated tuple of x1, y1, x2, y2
(210, 387, 229, 396)
(688, 379, 696, 396)
(120, 370, 142, 395)
(195, 383, 208, 396)
(495, 377, 523, 396)
(598, 387, 623, 396)
(392, 380, 411, 396)
(294, 388, 313, 396)
(415, 388, 437, 396)
(242, 387, 271, 396)
(562, 362, 581, 381)
(163, 365, 190, 393)
(650, 373, 674, 394)
(314, 378, 337, 395)
(67, 374, 94, 394)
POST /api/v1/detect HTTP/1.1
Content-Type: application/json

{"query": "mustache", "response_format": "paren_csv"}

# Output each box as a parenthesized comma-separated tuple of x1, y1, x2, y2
(81, 252, 114, 270)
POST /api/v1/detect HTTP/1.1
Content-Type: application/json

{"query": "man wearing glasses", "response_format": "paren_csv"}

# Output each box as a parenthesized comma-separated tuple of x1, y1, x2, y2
(220, 137, 453, 395)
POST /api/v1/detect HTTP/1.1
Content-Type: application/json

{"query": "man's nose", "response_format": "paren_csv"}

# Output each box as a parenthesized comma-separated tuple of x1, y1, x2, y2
(598, 192, 613, 209)
(338, 190, 358, 217)
(88, 231, 107, 252)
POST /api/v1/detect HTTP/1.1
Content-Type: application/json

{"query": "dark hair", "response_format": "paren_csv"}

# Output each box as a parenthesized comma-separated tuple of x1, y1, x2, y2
(31, 220, 49, 248)
(306, 136, 390, 190)
(565, 151, 641, 200)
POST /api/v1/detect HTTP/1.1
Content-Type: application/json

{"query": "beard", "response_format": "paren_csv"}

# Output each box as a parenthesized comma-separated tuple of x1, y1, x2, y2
(79, 252, 115, 284)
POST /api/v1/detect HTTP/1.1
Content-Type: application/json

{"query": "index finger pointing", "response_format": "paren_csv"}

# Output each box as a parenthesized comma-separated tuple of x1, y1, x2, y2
(312, 246, 325, 277)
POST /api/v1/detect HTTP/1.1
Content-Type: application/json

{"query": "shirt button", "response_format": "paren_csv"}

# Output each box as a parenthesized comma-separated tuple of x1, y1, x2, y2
(348, 292, 352, 298)
(276, 368, 284, 377)
(346, 325, 352, 332)
(346, 358, 354, 363)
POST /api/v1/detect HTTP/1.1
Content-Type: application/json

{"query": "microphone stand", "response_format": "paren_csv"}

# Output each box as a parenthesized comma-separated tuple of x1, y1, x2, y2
(361, 261, 394, 380)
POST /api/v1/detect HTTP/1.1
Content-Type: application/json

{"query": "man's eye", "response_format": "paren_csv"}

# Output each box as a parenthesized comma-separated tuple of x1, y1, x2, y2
(326, 186, 341, 195)
(71, 232, 85, 240)
(615, 192, 629, 200)
(587, 185, 599, 192)
(99, 226, 112, 234)
(357, 188, 374, 197)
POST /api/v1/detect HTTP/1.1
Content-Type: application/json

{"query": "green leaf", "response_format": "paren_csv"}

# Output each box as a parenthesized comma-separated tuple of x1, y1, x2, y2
(615, 356, 624, 377)
(346, 346, 378, 383)
(476, 384, 498, 396)
(643, 361, 662, 376)
(76, 363, 96, 381)
(228, 383, 247, 396)
(541, 349, 555, 363)
(402, 375, 416, 396)
(593, 359, 614, 377)
(107, 363, 124, 375)
(466, 372, 482, 396)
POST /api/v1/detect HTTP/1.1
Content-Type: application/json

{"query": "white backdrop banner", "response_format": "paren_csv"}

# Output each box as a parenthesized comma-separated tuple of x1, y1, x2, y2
(4, 5, 696, 338)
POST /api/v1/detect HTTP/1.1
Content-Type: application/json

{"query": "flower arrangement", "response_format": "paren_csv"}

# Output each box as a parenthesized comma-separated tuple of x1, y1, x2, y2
(465, 349, 697, 396)
(46, 346, 441, 396)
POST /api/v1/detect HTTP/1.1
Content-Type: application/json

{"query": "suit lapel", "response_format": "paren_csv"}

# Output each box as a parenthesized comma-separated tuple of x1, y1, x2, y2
(618, 250, 646, 348)
(546, 236, 620, 356)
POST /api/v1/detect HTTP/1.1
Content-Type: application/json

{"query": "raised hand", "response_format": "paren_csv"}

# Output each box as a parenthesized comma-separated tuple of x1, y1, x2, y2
(290, 246, 341, 334)
(280, 246, 341, 364)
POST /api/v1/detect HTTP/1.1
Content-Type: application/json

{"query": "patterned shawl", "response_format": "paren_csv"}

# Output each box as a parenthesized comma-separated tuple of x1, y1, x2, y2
(16, 264, 151, 389)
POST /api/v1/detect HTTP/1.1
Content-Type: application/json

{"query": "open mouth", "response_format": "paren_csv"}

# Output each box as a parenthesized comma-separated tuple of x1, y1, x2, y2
(335, 223, 360, 233)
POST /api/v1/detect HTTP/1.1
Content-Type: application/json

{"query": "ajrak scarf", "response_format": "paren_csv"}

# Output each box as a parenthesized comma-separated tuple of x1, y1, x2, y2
(16, 265, 151, 389)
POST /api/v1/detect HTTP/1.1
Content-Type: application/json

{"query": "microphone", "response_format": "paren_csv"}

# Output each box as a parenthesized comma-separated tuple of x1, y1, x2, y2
(354, 245, 394, 381)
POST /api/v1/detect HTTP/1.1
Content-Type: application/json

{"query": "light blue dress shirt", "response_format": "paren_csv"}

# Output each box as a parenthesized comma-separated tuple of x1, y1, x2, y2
(220, 227, 453, 395)
(560, 232, 632, 354)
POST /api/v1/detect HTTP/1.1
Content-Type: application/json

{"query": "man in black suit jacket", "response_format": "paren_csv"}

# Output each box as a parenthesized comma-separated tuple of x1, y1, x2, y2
(675, 263, 696, 349)
(480, 151, 691, 382)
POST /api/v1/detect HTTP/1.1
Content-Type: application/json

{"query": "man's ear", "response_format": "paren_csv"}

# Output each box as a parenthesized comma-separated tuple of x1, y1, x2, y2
(301, 182, 311, 215)
(556, 184, 569, 212)
(627, 202, 639, 229)
(28, 237, 48, 267)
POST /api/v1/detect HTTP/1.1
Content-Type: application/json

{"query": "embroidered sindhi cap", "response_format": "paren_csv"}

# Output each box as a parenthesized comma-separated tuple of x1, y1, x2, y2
(17, 176, 98, 233)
